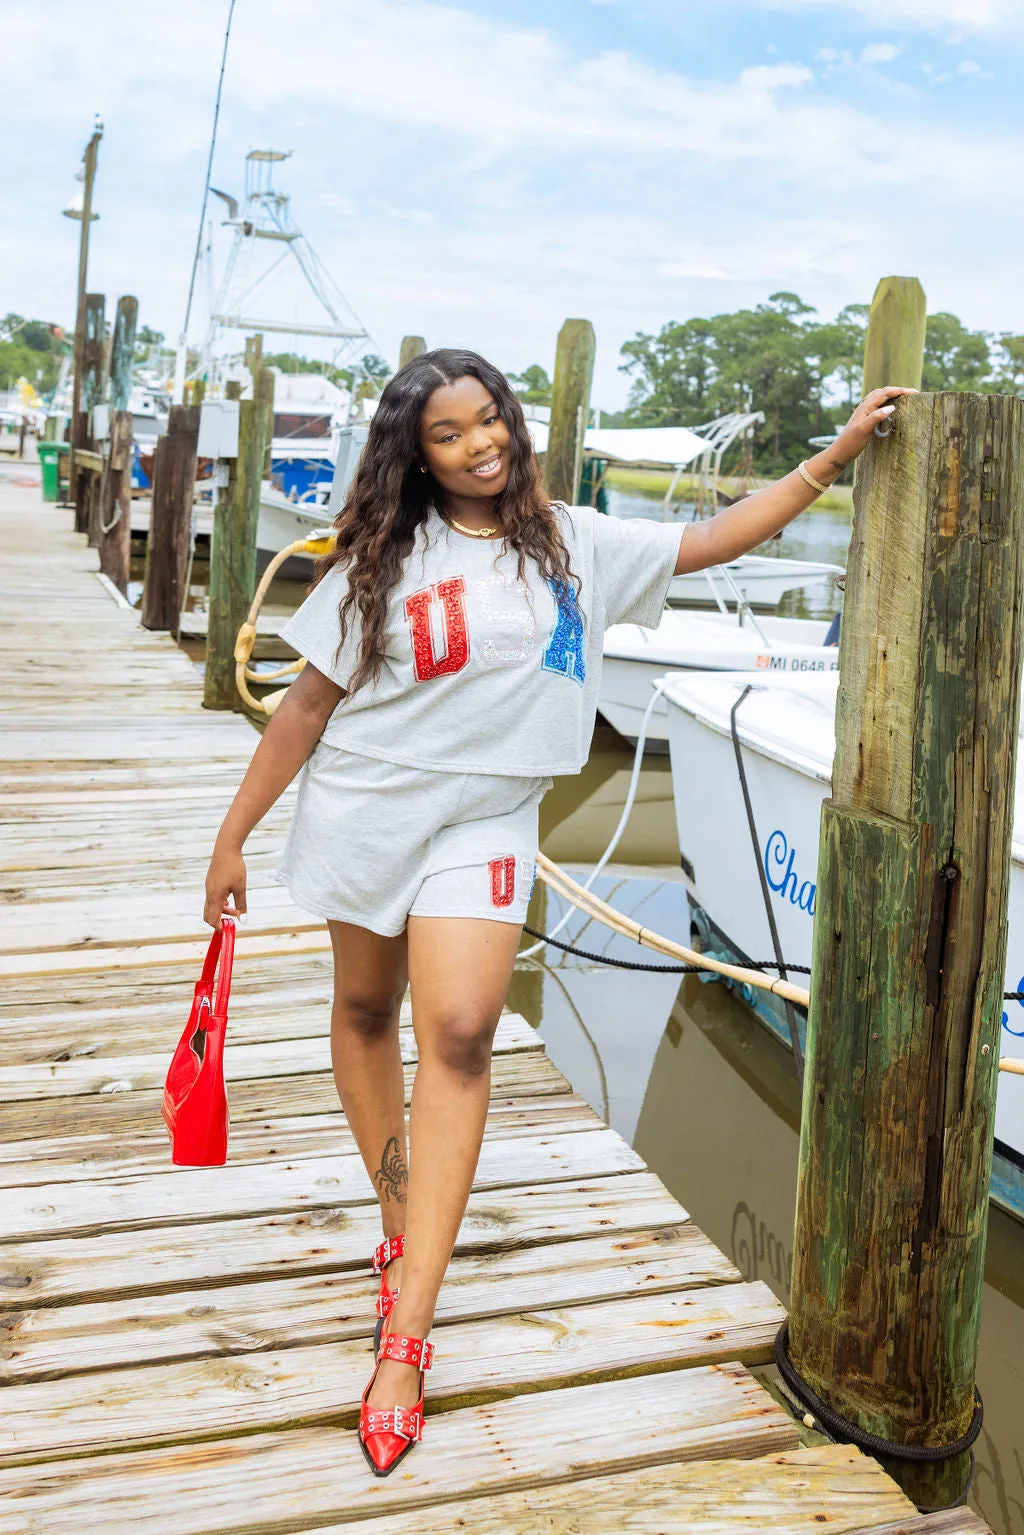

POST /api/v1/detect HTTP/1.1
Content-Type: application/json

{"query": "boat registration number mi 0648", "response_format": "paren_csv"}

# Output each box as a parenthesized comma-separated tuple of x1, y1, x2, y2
(756, 655, 839, 671)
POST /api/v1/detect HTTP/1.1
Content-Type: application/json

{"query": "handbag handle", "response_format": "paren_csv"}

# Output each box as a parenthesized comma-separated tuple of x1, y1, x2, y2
(194, 916, 237, 1027)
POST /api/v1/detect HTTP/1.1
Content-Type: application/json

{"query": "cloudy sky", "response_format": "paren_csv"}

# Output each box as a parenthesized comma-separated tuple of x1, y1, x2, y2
(3, 0, 1019, 407)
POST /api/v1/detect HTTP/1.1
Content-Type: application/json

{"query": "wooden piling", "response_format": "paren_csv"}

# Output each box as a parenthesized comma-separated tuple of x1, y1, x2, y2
(544, 319, 595, 506)
(789, 391, 1024, 1507)
(75, 293, 105, 538)
(203, 370, 274, 710)
(861, 276, 927, 396)
(94, 297, 138, 591)
(399, 335, 427, 370)
(140, 405, 200, 631)
(108, 297, 138, 413)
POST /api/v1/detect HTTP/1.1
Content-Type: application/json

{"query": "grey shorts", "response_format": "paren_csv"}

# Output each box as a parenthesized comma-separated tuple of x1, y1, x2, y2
(276, 745, 550, 937)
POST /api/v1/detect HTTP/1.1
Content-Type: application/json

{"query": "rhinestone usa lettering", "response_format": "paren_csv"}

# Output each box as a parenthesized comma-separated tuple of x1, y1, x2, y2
(475, 573, 537, 666)
(541, 578, 586, 686)
(404, 577, 470, 682)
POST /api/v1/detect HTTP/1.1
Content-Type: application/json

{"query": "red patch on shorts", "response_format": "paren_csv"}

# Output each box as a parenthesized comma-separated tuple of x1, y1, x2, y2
(489, 856, 516, 908)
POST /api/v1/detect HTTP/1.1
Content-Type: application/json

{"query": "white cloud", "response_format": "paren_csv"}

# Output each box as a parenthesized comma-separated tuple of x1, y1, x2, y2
(734, 0, 1020, 29)
(737, 63, 814, 88)
(958, 59, 993, 76)
(861, 42, 900, 62)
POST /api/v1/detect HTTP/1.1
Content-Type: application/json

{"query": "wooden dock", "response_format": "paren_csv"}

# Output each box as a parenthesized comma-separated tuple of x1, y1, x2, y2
(0, 471, 995, 1533)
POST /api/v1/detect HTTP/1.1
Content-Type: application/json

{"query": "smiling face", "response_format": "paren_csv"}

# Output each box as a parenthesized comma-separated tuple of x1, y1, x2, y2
(418, 374, 512, 502)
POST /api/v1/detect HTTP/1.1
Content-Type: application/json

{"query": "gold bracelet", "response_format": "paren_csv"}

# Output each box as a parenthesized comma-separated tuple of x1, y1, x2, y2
(797, 460, 829, 496)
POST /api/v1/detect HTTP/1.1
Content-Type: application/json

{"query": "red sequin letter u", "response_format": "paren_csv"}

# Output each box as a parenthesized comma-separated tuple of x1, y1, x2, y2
(404, 577, 470, 682)
(489, 856, 516, 908)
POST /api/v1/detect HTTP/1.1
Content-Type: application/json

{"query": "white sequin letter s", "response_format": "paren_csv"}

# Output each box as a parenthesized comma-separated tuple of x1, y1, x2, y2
(476, 574, 537, 666)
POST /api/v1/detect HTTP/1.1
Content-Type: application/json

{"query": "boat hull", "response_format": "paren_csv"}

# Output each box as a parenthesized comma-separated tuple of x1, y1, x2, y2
(663, 671, 1024, 1225)
(600, 613, 839, 745)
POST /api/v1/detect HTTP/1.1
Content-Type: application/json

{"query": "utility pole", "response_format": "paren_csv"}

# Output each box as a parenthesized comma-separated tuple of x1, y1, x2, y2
(65, 121, 103, 513)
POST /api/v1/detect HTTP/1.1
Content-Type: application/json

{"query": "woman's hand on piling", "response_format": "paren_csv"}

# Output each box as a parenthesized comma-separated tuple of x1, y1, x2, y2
(204, 844, 247, 929)
(830, 385, 918, 465)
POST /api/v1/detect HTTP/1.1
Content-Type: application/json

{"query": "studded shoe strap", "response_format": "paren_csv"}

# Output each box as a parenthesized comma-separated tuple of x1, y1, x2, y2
(375, 1283, 401, 1320)
(379, 1332, 434, 1370)
(371, 1234, 405, 1275)
(360, 1403, 423, 1443)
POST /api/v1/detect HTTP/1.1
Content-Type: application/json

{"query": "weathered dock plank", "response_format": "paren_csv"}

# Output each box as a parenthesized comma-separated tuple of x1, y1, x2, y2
(0, 1172, 688, 1307)
(0, 1226, 741, 1383)
(332, 1446, 920, 1535)
(0, 1095, 601, 1186)
(0, 1010, 539, 1100)
(0, 1366, 797, 1533)
(0, 1127, 645, 1242)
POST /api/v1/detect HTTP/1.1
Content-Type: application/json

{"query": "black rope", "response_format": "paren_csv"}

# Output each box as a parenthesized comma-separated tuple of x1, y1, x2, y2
(730, 685, 805, 1085)
(775, 1323, 983, 1466)
(521, 925, 810, 975)
(523, 925, 1023, 1000)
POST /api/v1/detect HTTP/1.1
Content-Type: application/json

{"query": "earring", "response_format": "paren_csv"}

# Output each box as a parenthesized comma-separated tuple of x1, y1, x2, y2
(419, 465, 427, 474)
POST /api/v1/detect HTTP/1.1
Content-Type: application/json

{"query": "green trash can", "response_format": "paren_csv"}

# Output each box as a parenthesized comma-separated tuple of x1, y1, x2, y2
(38, 441, 69, 503)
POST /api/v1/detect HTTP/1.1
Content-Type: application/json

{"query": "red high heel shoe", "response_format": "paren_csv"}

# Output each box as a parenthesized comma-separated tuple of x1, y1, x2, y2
(371, 1235, 404, 1354)
(358, 1330, 434, 1477)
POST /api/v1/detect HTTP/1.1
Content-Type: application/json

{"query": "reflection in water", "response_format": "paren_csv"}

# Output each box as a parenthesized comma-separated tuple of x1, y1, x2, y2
(512, 722, 1024, 1535)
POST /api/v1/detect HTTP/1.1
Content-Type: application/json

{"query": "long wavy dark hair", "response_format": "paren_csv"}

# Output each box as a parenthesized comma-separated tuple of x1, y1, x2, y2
(315, 348, 579, 695)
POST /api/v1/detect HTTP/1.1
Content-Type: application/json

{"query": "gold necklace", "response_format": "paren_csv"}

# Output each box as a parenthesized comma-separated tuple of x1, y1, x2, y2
(444, 513, 501, 539)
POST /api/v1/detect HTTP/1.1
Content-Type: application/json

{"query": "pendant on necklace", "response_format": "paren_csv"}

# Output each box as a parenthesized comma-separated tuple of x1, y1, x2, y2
(446, 514, 499, 539)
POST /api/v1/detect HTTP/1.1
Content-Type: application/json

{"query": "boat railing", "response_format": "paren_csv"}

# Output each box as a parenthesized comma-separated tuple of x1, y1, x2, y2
(705, 562, 772, 649)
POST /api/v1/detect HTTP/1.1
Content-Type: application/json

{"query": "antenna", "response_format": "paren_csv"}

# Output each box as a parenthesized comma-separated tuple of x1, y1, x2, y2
(202, 150, 369, 380)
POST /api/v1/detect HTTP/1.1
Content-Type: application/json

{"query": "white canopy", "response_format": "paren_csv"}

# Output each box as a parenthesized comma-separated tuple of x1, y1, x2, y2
(525, 420, 706, 469)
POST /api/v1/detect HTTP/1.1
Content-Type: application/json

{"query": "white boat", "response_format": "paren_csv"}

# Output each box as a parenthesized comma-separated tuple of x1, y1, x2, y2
(661, 669, 1024, 1223)
(258, 482, 332, 553)
(600, 610, 839, 746)
(668, 555, 842, 609)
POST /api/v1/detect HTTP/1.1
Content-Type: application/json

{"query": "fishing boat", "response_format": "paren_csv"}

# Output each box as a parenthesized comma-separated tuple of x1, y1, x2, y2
(660, 669, 1024, 1224)
(599, 609, 839, 746)
(267, 371, 348, 501)
(667, 555, 842, 609)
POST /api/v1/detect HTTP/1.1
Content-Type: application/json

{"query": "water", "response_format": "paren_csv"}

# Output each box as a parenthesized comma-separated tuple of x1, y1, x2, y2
(507, 482, 1024, 1535)
(605, 481, 849, 620)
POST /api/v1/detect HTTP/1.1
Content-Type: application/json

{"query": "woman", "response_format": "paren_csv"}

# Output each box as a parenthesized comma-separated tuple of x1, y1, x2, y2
(203, 348, 910, 1475)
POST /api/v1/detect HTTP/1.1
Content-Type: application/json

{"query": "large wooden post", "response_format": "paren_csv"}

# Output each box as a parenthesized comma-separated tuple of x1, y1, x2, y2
(96, 297, 138, 591)
(97, 412, 134, 593)
(108, 296, 138, 412)
(204, 370, 274, 710)
(399, 335, 426, 370)
(789, 392, 1024, 1506)
(141, 404, 200, 631)
(543, 319, 595, 506)
(75, 292, 105, 536)
(861, 276, 927, 396)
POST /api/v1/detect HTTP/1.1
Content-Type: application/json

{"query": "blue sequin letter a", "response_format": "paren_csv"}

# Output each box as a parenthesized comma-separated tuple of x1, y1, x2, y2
(542, 579, 586, 687)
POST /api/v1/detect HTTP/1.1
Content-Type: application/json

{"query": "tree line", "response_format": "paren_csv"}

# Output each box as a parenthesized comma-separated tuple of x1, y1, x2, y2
(511, 294, 1024, 474)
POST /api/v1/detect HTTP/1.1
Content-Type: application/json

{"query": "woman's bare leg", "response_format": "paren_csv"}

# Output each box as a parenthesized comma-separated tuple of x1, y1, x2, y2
(367, 915, 522, 1409)
(328, 921, 409, 1281)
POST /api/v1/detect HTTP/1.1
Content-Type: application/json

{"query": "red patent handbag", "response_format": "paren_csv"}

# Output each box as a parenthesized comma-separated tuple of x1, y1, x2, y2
(162, 916, 235, 1166)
